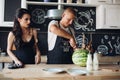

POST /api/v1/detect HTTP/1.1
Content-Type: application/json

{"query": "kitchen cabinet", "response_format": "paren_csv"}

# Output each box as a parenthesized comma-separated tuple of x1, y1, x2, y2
(85, 0, 120, 4)
(112, 0, 120, 4)
(96, 5, 120, 29)
(86, 0, 113, 4)
(0, 0, 26, 27)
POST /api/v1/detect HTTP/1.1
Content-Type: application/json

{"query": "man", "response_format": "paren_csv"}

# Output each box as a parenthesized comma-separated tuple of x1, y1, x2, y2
(47, 7, 76, 64)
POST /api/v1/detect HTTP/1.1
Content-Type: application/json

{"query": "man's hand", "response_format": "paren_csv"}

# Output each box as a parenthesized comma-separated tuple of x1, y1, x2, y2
(69, 38, 76, 49)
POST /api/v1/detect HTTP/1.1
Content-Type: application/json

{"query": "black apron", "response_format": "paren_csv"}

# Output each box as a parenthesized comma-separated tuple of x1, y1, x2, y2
(47, 24, 74, 64)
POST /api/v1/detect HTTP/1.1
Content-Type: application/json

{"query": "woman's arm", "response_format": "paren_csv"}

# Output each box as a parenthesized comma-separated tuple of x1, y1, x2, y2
(7, 32, 22, 65)
(33, 29, 41, 64)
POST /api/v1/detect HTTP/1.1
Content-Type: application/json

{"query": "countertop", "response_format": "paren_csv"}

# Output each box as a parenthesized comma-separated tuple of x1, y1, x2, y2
(0, 55, 47, 63)
(1, 64, 120, 80)
(0, 56, 12, 63)
(0, 55, 120, 63)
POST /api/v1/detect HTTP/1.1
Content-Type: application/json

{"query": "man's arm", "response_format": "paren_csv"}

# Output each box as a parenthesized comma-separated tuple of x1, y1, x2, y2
(49, 24, 76, 48)
(49, 24, 72, 39)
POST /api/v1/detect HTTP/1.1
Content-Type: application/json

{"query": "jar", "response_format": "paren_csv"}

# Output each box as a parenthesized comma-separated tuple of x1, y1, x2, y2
(58, 0, 64, 3)
(93, 52, 99, 70)
(86, 53, 93, 71)
(76, 0, 82, 4)
(44, 0, 50, 2)
(67, 0, 72, 3)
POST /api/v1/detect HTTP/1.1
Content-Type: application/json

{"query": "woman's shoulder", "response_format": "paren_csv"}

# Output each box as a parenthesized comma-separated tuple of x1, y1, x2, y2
(30, 28, 38, 42)
(29, 28, 37, 36)
(30, 28, 37, 32)
(8, 31, 15, 39)
(8, 31, 14, 36)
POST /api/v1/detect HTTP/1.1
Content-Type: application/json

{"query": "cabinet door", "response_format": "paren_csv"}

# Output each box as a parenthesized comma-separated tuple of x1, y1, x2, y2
(105, 5, 120, 27)
(87, 0, 112, 4)
(0, 0, 26, 27)
(96, 5, 120, 29)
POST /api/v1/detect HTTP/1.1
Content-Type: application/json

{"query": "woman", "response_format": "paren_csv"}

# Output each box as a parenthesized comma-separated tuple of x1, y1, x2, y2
(7, 8, 41, 66)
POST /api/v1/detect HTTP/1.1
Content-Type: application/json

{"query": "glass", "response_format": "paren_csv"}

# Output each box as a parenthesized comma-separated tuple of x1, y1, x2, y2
(76, 0, 82, 4)
(67, 0, 72, 3)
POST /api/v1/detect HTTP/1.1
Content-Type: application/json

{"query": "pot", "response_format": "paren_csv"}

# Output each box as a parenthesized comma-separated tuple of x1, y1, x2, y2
(45, 9, 64, 19)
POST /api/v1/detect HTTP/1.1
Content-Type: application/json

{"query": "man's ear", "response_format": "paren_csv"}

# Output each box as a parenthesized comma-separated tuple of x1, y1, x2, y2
(61, 13, 65, 18)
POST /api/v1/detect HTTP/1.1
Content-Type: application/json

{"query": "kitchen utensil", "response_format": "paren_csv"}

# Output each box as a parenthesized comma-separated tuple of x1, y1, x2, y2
(43, 68, 65, 74)
(8, 63, 24, 69)
(67, 69, 88, 76)
(76, 0, 82, 4)
(45, 9, 64, 19)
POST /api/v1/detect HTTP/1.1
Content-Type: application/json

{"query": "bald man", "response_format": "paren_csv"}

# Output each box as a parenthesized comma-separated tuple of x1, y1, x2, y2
(47, 7, 77, 64)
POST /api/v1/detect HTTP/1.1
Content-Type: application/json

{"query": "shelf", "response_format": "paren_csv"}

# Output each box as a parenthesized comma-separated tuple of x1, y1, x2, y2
(61, 3, 98, 7)
(26, 1, 58, 5)
(26, 1, 98, 7)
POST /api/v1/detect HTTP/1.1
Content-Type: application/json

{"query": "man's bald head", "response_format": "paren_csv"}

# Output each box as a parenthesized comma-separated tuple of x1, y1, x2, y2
(63, 7, 76, 17)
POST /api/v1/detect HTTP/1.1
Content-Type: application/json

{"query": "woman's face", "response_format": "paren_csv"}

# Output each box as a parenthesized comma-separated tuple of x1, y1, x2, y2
(18, 14, 31, 28)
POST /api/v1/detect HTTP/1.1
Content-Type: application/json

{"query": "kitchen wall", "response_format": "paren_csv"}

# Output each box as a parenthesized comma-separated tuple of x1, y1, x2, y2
(0, 27, 120, 56)
(0, 0, 120, 57)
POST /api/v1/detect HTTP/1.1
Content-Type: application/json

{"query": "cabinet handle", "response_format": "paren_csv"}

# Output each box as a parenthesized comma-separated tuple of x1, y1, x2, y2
(110, 26, 118, 27)
(98, 1, 106, 2)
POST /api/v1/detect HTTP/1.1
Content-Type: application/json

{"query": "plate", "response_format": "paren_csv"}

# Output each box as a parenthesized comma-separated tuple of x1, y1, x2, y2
(43, 68, 65, 74)
(67, 69, 87, 76)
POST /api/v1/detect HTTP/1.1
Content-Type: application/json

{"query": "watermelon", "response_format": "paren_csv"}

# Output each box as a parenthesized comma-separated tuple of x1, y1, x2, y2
(72, 49, 89, 67)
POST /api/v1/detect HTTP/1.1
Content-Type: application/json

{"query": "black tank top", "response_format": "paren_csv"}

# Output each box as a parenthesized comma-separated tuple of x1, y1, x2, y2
(12, 36, 36, 64)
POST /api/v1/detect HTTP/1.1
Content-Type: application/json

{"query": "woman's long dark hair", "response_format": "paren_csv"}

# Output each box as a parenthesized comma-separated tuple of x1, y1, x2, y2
(12, 8, 31, 49)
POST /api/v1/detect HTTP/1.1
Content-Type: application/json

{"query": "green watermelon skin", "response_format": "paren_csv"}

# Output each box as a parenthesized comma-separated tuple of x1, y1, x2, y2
(72, 49, 89, 67)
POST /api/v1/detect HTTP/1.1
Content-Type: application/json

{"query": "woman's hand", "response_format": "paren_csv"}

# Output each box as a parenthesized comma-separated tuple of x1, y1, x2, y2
(35, 53, 41, 64)
(14, 60, 23, 66)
